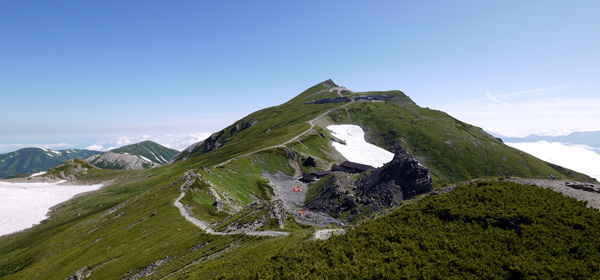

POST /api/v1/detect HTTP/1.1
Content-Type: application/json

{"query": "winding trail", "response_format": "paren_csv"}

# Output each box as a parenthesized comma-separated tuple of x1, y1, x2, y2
(175, 90, 355, 237)
(174, 192, 288, 236)
(215, 100, 353, 168)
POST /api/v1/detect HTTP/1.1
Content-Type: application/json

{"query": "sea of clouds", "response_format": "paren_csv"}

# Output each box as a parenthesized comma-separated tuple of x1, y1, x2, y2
(506, 141, 600, 181)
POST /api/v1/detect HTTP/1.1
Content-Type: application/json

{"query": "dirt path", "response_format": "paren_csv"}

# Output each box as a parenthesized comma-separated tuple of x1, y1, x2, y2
(174, 191, 289, 237)
(215, 101, 353, 168)
(263, 171, 343, 228)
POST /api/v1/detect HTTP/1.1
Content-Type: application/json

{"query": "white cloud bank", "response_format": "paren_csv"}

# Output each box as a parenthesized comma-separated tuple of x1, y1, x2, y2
(327, 125, 394, 168)
(0, 181, 103, 236)
(85, 132, 212, 152)
(506, 141, 600, 181)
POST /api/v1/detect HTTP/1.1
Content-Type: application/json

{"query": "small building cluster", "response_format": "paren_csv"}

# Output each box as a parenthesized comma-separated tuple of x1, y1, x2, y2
(302, 161, 374, 182)
(305, 95, 393, 104)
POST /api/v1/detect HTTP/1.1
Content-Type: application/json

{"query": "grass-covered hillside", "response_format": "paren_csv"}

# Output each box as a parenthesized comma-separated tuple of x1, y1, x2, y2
(0, 80, 596, 279)
(174, 80, 591, 185)
(0, 148, 101, 178)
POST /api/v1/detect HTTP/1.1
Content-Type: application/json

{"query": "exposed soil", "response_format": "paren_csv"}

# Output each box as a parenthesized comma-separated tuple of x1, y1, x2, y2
(507, 178, 600, 209)
(263, 171, 343, 227)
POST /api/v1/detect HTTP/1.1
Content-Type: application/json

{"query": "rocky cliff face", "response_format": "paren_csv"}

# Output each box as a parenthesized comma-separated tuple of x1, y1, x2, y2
(304, 146, 432, 218)
(171, 118, 258, 163)
(355, 145, 432, 207)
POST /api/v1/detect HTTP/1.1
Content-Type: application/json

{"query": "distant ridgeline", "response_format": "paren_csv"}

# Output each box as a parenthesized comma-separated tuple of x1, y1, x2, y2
(305, 94, 393, 104)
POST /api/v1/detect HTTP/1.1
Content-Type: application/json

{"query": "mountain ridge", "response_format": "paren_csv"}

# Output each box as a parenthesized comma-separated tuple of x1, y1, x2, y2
(85, 140, 178, 170)
(0, 148, 101, 178)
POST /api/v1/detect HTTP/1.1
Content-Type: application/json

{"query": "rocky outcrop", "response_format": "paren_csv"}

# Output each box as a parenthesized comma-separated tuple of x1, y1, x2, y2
(304, 173, 356, 218)
(565, 181, 600, 193)
(68, 266, 91, 280)
(305, 146, 432, 218)
(213, 200, 286, 233)
(355, 146, 432, 206)
(302, 156, 317, 167)
(46, 159, 99, 181)
(123, 257, 172, 280)
(171, 119, 258, 163)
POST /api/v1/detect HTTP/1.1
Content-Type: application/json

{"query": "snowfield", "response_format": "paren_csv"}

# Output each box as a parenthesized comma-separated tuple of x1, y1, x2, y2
(0, 181, 102, 236)
(327, 125, 394, 168)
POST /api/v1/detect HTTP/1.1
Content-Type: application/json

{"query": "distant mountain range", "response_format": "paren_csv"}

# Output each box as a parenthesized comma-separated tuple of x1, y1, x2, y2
(85, 140, 179, 170)
(495, 131, 600, 151)
(0, 141, 179, 178)
(0, 148, 101, 178)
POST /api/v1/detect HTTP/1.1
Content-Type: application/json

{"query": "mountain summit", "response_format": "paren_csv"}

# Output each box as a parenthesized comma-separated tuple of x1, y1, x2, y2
(0, 148, 100, 178)
(85, 140, 178, 170)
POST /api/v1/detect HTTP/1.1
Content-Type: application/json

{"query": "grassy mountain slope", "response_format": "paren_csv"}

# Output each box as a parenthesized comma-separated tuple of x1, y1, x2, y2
(0, 148, 101, 178)
(174, 81, 591, 185)
(0, 80, 595, 279)
(111, 140, 179, 165)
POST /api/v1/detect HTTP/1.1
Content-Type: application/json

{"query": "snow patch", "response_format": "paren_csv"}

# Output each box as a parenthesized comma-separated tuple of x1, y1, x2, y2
(0, 181, 103, 236)
(148, 150, 162, 163)
(30, 171, 47, 177)
(50, 150, 60, 155)
(139, 155, 153, 163)
(327, 125, 394, 168)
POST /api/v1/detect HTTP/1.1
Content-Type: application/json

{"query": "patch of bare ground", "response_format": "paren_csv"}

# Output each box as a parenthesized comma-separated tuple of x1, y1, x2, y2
(507, 178, 600, 209)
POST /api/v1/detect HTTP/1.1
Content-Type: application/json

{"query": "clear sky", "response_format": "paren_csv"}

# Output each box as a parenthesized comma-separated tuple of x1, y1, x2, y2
(1, 0, 599, 153)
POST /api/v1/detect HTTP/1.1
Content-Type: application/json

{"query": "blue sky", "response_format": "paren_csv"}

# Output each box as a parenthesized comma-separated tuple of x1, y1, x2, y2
(1, 0, 599, 153)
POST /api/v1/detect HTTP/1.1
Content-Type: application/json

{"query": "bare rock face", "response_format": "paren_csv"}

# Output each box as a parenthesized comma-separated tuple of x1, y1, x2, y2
(305, 146, 432, 218)
(68, 266, 91, 280)
(171, 118, 258, 163)
(85, 152, 160, 170)
(213, 199, 287, 233)
(304, 173, 356, 218)
(355, 146, 433, 207)
(302, 156, 317, 167)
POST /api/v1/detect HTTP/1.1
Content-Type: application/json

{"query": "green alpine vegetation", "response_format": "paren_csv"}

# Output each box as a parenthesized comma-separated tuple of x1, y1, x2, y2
(215, 180, 600, 279)
(0, 80, 596, 279)
(0, 148, 101, 178)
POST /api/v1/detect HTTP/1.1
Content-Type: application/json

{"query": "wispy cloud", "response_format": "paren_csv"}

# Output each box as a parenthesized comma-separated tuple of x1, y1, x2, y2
(439, 82, 600, 137)
(454, 84, 570, 106)
(485, 92, 511, 107)
(495, 84, 570, 99)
